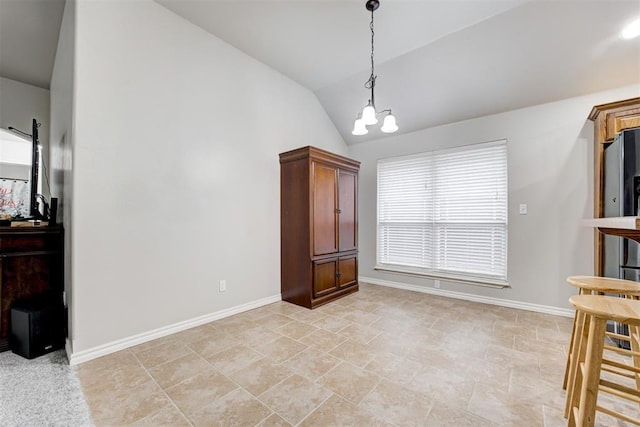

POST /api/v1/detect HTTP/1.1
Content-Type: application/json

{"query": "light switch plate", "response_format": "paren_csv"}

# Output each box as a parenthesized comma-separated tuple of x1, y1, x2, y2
(519, 204, 527, 215)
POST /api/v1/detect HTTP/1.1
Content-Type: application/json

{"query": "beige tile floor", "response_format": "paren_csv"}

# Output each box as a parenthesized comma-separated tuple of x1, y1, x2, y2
(76, 283, 638, 426)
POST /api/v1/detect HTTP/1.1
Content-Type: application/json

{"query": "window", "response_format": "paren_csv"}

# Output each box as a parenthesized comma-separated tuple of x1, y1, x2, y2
(377, 140, 508, 286)
(0, 129, 31, 218)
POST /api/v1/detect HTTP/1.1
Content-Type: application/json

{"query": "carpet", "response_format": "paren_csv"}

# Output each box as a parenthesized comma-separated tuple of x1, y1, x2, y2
(0, 349, 93, 426)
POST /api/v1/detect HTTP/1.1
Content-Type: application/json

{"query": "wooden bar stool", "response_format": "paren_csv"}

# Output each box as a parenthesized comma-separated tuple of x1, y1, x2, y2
(564, 275, 640, 391)
(566, 295, 640, 426)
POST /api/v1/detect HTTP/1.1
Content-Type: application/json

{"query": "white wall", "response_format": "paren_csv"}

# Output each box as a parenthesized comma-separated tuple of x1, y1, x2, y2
(50, 0, 75, 345)
(0, 164, 29, 180)
(349, 84, 640, 311)
(0, 77, 50, 197)
(0, 77, 50, 147)
(70, 0, 346, 354)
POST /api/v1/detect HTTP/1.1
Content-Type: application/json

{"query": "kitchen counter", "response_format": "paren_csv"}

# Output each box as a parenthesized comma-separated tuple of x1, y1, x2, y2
(581, 217, 640, 243)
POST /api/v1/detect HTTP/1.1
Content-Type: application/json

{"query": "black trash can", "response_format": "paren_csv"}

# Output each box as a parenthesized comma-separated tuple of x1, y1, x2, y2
(10, 293, 65, 359)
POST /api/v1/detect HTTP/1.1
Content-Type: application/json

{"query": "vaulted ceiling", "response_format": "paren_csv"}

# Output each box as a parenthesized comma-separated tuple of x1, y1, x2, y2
(2, 0, 639, 144)
(0, 0, 65, 89)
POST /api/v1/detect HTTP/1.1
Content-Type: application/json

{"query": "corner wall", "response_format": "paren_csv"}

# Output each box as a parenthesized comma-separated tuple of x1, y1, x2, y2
(50, 0, 75, 351)
(70, 0, 346, 355)
(349, 84, 640, 312)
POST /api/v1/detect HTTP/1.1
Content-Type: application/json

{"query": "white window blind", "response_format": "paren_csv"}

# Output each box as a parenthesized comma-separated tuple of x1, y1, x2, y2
(377, 140, 508, 284)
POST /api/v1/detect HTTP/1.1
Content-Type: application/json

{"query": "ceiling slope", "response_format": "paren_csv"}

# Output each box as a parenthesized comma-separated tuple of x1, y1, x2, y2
(157, 0, 640, 144)
(2, 0, 638, 145)
(0, 0, 65, 89)
(155, 0, 527, 91)
(318, 0, 640, 143)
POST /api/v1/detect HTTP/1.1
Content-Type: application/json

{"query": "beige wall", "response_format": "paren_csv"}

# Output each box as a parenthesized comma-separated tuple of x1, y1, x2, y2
(68, 0, 346, 356)
(349, 84, 640, 312)
(50, 0, 75, 349)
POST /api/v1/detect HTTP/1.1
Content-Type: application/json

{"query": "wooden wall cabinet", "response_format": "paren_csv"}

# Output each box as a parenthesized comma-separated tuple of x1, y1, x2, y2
(589, 97, 640, 275)
(280, 146, 360, 309)
(0, 225, 64, 352)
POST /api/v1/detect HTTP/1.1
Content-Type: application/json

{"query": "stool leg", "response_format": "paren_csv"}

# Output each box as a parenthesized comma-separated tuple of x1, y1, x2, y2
(566, 309, 589, 419)
(631, 323, 640, 404)
(564, 288, 588, 390)
(564, 307, 579, 390)
(575, 317, 607, 427)
(627, 296, 640, 401)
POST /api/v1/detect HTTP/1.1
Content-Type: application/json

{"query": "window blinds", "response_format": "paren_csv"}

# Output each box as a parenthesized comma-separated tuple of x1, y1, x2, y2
(377, 140, 508, 283)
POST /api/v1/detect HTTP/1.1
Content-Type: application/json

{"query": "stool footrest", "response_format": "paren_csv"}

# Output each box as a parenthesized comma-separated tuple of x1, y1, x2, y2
(599, 378, 640, 403)
(604, 344, 640, 357)
(601, 365, 636, 379)
(596, 404, 640, 426)
(602, 357, 640, 375)
(607, 331, 631, 342)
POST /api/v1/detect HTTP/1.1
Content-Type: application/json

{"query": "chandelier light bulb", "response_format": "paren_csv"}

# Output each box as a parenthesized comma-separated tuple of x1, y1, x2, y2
(352, 118, 368, 135)
(362, 103, 378, 125)
(381, 113, 398, 133)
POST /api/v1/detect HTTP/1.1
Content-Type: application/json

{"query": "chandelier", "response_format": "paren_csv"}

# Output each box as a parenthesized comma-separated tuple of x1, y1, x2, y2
(352, 0, 398, 136)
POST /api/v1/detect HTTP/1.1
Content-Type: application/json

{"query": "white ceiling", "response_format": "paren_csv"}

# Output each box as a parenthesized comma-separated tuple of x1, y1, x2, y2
(316, 0, 640, 143)
(0, 0, 65, 90)
(156, 0, 640, 144)
(1, 0, 639, 144)
(155, 0, 529, 92)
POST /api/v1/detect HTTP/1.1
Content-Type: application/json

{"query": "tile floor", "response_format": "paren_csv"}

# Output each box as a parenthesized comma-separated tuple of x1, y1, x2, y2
(76, 283, 637, 426)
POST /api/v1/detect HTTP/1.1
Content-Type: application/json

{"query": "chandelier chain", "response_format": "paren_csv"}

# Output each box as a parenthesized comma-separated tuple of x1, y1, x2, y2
(370, 9, 375, 80)
(365, 8, 376, 92)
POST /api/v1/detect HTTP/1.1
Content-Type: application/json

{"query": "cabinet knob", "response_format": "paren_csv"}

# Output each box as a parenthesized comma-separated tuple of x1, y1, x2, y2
(336, 272, 342, 278)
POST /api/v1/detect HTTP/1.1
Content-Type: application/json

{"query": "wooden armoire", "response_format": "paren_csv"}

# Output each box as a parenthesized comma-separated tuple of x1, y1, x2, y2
(280, 146, 360, 309)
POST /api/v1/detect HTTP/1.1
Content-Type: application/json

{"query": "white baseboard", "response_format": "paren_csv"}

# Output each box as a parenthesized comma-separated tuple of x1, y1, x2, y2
(67, 294, 282, 366)
(360, 276, 574, 318)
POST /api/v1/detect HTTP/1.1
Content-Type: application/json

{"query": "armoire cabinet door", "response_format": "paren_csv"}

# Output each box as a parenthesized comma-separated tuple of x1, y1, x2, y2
(313, 258, 338, 298)
(338, 170, 357, 252)
(338, 255, 357, 287)
(312, 162, 338, 256)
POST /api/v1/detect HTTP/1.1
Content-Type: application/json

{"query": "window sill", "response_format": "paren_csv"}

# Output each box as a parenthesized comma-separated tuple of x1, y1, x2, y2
(374, 265, 510, 289)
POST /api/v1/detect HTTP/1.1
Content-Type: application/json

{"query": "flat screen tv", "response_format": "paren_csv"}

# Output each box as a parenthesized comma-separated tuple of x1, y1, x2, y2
(30, 119, 43, 219)
(6, 118, 46, 220)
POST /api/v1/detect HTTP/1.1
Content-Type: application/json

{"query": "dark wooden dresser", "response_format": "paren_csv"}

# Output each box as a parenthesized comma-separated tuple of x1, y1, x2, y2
(280, 146, 360, 309)
(0, 225, 64, 352)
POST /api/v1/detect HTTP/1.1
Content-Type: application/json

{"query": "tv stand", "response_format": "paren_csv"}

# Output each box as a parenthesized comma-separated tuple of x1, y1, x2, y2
(0, 225, 63, 352)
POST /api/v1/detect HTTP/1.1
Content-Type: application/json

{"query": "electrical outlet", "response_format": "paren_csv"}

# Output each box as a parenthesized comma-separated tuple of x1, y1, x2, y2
(219, 280, 226, 292)
(434, 280, 440, 289)
(519, 204, 528, 215)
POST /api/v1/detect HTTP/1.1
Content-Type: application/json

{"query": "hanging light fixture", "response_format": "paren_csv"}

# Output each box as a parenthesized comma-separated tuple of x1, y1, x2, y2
(352, 0, 398, 136)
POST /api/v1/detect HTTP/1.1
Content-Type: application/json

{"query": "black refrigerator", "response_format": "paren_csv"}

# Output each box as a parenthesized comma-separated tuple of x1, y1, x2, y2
(603, 127, 640, 280)
(603, 127, 640, 348)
